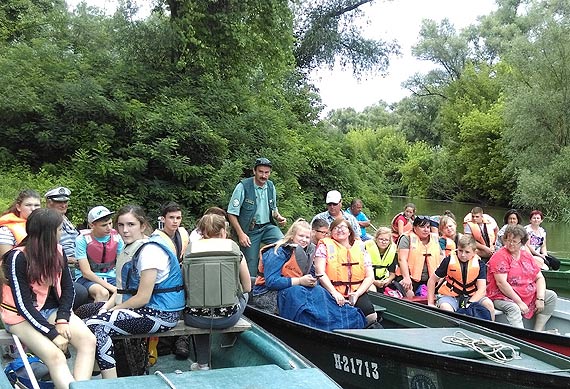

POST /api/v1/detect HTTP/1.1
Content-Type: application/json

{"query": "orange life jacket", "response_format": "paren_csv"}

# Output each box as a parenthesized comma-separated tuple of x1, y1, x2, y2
(1, 247, 63, 325)
(443, 237, 456, 257)
(255, 243, 303, 287)
(321, 237, 366, 297)
(0, 213, 27, 245)
(438, 252, 481, 297)
(391, 213, 412, 243)
(463, 214, 496, 248)
(396, 232, 441, 282)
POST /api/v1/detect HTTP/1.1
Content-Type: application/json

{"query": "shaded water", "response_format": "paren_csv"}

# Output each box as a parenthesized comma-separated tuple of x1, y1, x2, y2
(370, 197, 570, 258)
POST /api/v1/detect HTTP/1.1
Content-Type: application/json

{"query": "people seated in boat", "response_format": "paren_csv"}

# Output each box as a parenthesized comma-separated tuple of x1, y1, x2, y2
(311, 218, 329, 246)
(427, 235, 495, 321)
(183, 213, 251, 371)
(45, 186, 90, 309)
(487, 224, 557, 331)
(463, 207, 498, 262)
(75, 206, 124, 302)
(153, 202, 193, 359)
(346, 198, 373, 241)
(251, 218, 316, 313)
(390, 202, 415, 243)
(189, 206, 227, 242)
(311, 190, 361, 240)
(438, 216, 463, 257)
(495, 209, 523, 251)
(365, 227, 398, 293)
(396, 216, 443, 298)
(154, 202, 190, 262)
(78, 205, 185, 379)
(0, 189, 41, 258)
(525, 210, 559, 270)
(313, 219, 379, 327)
(0, 208, 96, 389)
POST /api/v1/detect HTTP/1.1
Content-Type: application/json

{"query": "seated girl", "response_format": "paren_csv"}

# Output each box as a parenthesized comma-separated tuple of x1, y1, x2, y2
(1, 209, 96, 389)
(183, 214, 251, 370)
(78, 205, 185, 379)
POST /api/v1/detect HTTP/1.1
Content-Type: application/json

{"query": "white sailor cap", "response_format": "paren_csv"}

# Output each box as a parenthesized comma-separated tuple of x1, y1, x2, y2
(45, 187, 71, 201)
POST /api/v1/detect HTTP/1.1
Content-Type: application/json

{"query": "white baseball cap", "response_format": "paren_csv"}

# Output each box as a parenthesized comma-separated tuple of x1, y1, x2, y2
(325, 190, 342, 204)
(87, 206, 114, 223)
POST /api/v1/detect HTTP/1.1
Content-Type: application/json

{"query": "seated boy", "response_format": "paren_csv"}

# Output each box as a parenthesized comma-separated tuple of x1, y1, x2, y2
(75, 206, 124, 302)
(311, 219, 329, 246)
(427, 235, 495, 321)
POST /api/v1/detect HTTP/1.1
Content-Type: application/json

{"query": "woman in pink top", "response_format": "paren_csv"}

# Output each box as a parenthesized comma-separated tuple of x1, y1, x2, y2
(486, 224, 557, 330)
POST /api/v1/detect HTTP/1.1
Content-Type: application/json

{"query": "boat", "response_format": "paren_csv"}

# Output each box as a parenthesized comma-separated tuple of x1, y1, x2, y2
(543, 258, 570, 297)
(387, 291, 570, 357)
(0, 318, 341, 389)
(245, 294, 570, 389)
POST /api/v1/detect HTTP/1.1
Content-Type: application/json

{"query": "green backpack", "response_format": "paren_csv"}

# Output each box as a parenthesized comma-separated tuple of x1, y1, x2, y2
(182, 238, 242, 308)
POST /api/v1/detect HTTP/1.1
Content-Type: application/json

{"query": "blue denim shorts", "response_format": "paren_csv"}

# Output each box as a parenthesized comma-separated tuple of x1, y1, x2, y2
(4, 307, 58, 332)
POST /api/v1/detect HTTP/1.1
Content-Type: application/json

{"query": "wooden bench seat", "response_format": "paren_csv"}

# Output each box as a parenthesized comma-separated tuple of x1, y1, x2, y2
(0, 318, 251, 344)
(114, 317, 251, 339)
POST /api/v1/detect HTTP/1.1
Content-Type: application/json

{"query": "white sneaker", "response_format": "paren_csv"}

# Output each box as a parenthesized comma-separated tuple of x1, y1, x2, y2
(190, 362, 210, 371)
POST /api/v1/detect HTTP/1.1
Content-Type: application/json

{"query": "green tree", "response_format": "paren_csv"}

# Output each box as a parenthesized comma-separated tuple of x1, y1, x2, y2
(292, 0, 400, 76)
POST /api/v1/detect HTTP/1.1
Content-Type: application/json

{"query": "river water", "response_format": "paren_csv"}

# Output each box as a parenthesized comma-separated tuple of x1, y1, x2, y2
(369, 197, 570, 259)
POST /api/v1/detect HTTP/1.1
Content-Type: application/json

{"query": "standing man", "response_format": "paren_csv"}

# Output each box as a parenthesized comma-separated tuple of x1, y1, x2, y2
(346, 198, 372, 241)
(311, 190, 361, 239)
(227, 157, 287, 274)
(45, 186, 90, 308)
(463, 206, 499, 262)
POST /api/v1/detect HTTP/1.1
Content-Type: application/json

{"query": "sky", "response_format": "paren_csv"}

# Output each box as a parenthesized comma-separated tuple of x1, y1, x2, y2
(66, 0, 498, 113)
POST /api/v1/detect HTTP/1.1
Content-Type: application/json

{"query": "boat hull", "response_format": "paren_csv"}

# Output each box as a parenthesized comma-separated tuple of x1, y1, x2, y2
(393, 292, 570, 357)
(543, 260, 570, 297)
(246, 297, 570, 389)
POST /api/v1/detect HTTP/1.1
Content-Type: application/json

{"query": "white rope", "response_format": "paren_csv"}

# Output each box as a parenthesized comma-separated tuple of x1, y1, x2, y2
(442, 330, 521, 364)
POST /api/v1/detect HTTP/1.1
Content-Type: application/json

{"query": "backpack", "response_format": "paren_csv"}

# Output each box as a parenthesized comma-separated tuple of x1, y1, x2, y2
(182, 238, 242, 308)
(456, 301, 492, 321)
(4, 354, 53, 389)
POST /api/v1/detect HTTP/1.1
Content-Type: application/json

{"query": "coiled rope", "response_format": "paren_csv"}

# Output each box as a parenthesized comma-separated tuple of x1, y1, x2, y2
(442, 331, 521, 363)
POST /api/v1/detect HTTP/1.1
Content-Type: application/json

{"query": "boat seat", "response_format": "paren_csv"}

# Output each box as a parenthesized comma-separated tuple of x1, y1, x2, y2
(333, 327, 520, 359)
(0, 318, 251, 344)
(114, 317, 251, 339)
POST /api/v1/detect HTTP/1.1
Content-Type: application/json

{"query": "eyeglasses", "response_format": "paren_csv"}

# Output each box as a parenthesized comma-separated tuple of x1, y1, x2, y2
(313, 229, 329, 235)
(333, 225, 349, 232)
(505, 239, 522, 246)
(327, 202, 339, 207)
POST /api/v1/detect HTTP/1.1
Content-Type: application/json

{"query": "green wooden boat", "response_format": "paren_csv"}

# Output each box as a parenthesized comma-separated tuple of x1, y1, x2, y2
(543, 258, 570, 297)
(246, 294, 570, 389)
(0, 318, 340, 389)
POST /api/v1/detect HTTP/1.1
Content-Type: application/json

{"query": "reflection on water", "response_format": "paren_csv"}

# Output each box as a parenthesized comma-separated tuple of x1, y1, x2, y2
(370, 197, 570, 258)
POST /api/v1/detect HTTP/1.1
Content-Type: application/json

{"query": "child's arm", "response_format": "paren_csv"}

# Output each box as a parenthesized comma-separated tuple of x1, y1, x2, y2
(77, 259, 117, 292)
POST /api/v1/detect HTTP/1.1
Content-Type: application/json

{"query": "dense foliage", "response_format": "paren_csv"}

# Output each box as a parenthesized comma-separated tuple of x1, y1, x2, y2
(1, 0, 570, 224)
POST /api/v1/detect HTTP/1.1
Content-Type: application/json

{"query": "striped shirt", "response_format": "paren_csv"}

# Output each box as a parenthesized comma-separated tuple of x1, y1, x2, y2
(60, 216, 79, 259)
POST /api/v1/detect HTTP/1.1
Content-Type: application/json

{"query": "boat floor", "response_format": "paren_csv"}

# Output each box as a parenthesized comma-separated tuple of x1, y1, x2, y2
(334, 327, 570, 374)
(70, 364, 335, 388)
